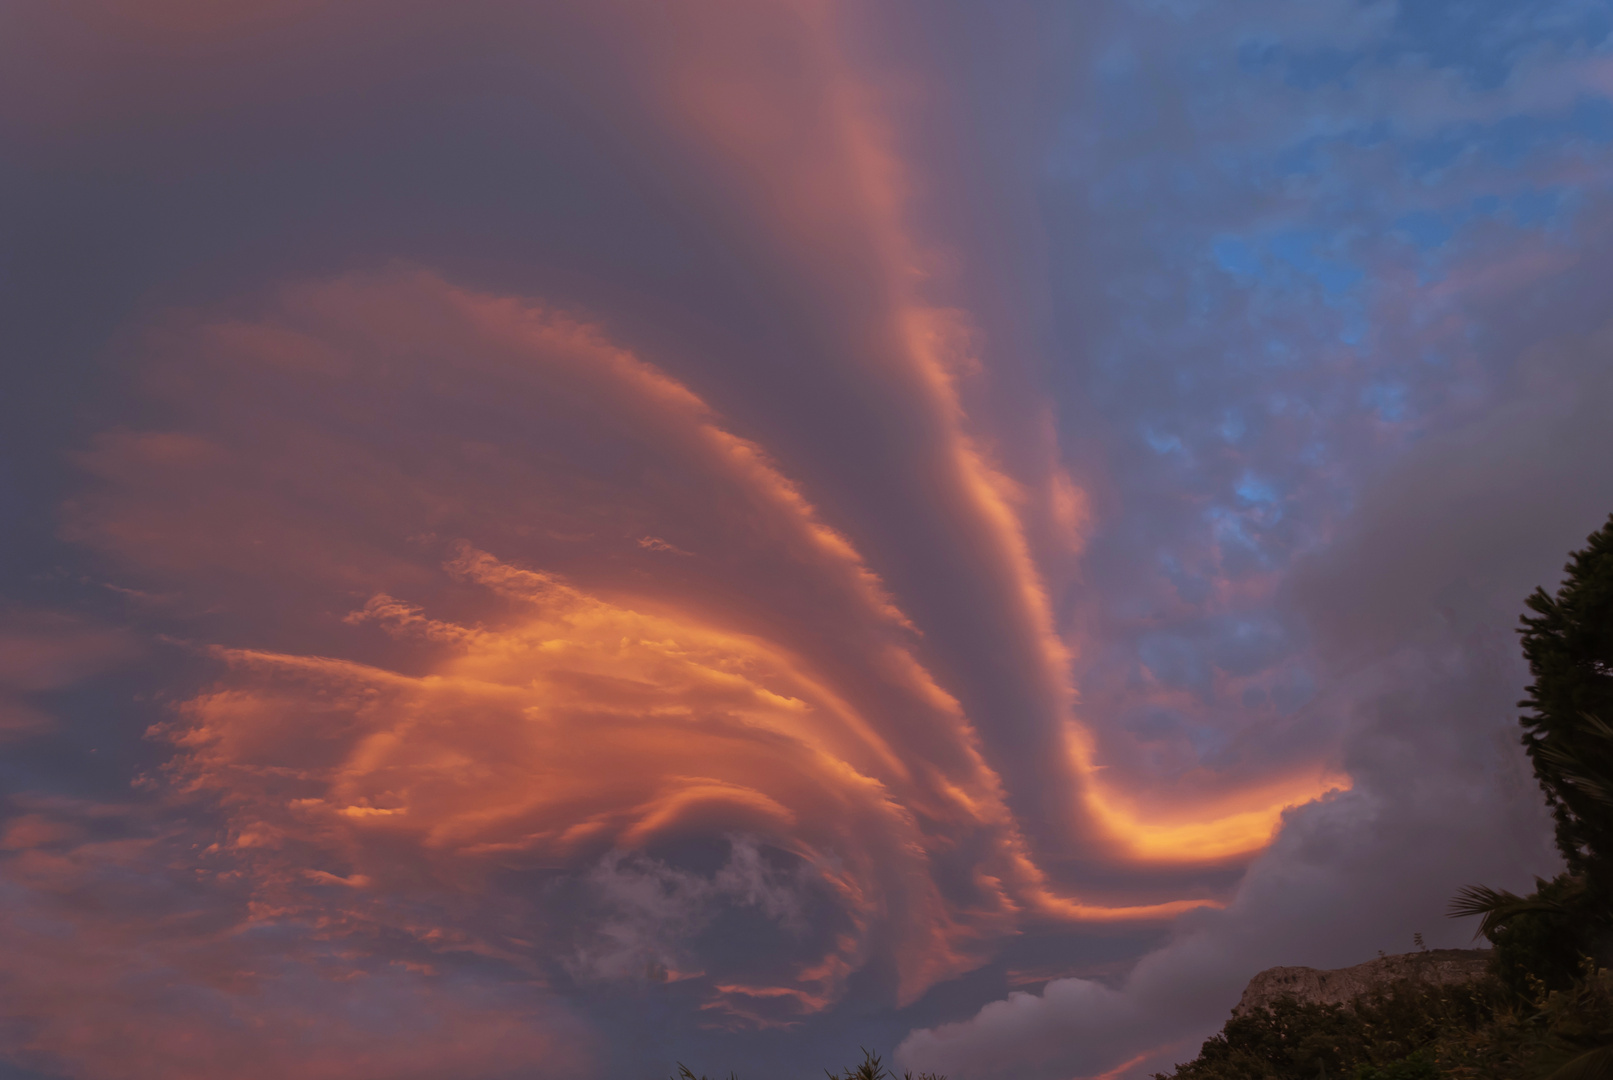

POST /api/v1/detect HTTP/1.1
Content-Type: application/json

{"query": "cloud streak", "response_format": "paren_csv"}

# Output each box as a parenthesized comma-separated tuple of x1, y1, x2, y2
(31, 257, 1247, 1071)
(5, 1, 1612, 1077)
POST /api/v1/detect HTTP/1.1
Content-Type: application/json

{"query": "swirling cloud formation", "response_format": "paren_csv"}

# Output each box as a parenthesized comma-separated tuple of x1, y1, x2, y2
(62, 265, 1247, 1048)
(13, 1, 1608, 1077)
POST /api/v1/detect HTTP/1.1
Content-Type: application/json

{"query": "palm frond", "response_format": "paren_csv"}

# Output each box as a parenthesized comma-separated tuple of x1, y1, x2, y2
(1447, 883, 1567, 940)
(1578, 712, 1613, 741)
(1536, 740, 1613, 806)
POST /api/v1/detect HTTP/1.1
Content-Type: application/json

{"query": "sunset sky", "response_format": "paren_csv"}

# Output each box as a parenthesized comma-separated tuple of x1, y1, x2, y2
(4, 3, 1613, 1078)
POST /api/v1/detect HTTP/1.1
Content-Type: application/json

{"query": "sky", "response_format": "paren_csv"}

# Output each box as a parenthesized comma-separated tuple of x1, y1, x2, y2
(3, 2, 1613, 1078)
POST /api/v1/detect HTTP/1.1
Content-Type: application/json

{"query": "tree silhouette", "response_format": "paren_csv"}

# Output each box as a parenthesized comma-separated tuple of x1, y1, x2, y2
(1518, 513, 1613, 883)
(1452, 514, 1613, 996)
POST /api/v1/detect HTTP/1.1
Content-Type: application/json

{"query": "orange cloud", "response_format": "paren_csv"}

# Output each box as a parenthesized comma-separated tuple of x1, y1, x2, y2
(654, 4, 1346, 869)
(5, 3, 1360, 1075)
(157, 539, 1057, 1013)
(1081, 765, 1352, 864)
(25, 10, 1347, 1055)
(53, 261, 1259, 1033)
(57, 270, 1149, 1019)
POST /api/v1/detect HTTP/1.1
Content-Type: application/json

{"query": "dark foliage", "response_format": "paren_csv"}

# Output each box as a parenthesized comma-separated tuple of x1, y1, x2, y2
(672, 1067, 739, 1080)
(1491, 877, 1603, 997)
(826, 1048, 891, 1080)
(1518, 513, 1613, 883)
(1154, 979, 1498, 1080)
(669, 1049, 944, 1080)
(1155, 967, 1613, 1079)
(1444, 517, 1613, 1004)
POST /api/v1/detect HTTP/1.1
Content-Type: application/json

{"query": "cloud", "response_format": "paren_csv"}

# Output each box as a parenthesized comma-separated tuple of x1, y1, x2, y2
(51, 266, 1191, 1055)
(0, 795, 592, 1080)
(900, 310, 1613, 1080)
(0, 611, 139, 739)
(9, 1, 1613, 1076)
(35, 240, 1324, 1071)
(901, 637, 1554, 1078)
(891, 1, 1613, 1069)
(637, 535, 692, 556)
